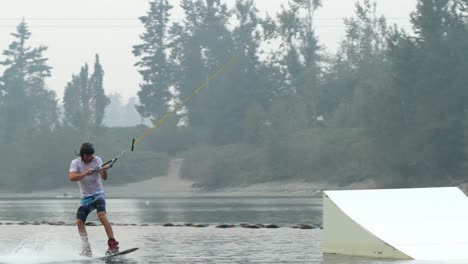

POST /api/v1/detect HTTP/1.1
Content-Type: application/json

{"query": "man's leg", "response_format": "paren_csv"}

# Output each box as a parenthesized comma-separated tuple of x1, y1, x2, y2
(97, 211, 114, 239)
(77, 205, 92, 256)
(96, 197, 119, 254)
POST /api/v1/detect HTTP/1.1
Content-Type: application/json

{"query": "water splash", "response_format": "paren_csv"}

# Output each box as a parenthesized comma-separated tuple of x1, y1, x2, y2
(0, 232, 86, 264)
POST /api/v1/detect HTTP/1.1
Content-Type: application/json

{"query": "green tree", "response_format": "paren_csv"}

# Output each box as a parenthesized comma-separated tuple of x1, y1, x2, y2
(384, 0, 468, 185)
(63, 55, 109, 135)
(0, 20, 59, 190)
(243, 102, 268, 146)
(268, 0, 323, 127)
(202, 0, 268, 145)
(344, 0, 468, 186)
(167, 0, 243, 145)
(269, 95, 308, 139)
(323, 0, 389, 123)
(0, 20, 56, 139)
(133, 0, 174, 121)
(89, 55, 109, 127)
(179, 0, 232, 126)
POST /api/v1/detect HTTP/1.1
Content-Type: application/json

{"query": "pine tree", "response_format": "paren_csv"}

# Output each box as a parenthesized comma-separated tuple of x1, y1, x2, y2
(90, 55, 109, 127)
(384, 0, 468, 183)
(133, 0, 174, 122)
(177, 0, 240, 144)
(232, 0, 272, 143)
(269, 0, 323, 127)
(168, 0, 205, 127)
(63, 55, 109, 135)
(63, 74, 82, 129)
(0, 20, 57, 139)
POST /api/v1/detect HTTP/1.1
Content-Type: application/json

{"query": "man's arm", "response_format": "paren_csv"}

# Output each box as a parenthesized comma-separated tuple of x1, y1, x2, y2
(99, 165, 110, 181)
(69, 168, 93, 181)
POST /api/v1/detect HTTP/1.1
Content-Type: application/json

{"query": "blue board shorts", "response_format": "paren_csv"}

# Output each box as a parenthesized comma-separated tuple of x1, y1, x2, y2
(76, 193, 106, 223)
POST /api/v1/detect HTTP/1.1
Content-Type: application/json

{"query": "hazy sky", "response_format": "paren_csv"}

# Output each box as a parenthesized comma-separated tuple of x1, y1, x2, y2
(0, 0, 417, 102)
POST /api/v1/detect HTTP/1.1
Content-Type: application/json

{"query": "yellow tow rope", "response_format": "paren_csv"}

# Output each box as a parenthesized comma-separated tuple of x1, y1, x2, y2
(99, 49, 242, 168)
(131, 49, 243, 150)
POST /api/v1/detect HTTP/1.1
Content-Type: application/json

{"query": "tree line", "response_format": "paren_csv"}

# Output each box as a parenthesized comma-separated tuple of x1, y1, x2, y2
(1, 0, 467, 191)
(0, 21, 168, 191)
(149, 0, 468, 189)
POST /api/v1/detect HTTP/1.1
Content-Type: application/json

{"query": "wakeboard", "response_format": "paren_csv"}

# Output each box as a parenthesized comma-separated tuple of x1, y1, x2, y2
(100, 248, 139, 260)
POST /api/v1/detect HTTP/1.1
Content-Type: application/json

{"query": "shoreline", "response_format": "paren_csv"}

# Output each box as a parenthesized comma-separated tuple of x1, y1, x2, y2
(0, 181, 329, 199)
(5, 179, 466, 199)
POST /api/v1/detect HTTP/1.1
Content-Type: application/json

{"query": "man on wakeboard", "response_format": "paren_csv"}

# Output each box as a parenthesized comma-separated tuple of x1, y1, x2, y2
(69, 142, 119, 256)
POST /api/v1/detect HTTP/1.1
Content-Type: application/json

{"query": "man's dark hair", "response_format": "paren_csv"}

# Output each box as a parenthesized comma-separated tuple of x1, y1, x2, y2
(79, 142, 95, 155)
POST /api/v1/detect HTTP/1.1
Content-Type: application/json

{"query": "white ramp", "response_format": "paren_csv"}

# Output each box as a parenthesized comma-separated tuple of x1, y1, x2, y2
(323, 187, 468, 260)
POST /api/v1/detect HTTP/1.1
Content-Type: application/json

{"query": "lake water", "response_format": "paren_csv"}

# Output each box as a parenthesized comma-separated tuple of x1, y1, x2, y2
(0, 197, 461, 264)
(0, 196, 318, 264)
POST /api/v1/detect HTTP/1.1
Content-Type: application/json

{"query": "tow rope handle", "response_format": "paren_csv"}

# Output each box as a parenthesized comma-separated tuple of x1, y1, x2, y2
(92, 158, 118, 173)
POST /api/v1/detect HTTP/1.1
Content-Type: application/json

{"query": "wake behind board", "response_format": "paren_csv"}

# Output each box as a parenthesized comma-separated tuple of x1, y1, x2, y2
(99, 248, 139, 260)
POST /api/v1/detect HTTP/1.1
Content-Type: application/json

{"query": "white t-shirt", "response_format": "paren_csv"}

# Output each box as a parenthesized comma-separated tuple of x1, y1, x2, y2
(69, 156, 105, 198)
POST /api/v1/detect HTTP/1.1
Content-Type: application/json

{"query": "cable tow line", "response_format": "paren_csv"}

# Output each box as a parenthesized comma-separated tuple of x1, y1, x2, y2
(100, 48, 243, 171)
(130, 49, 243, 151)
